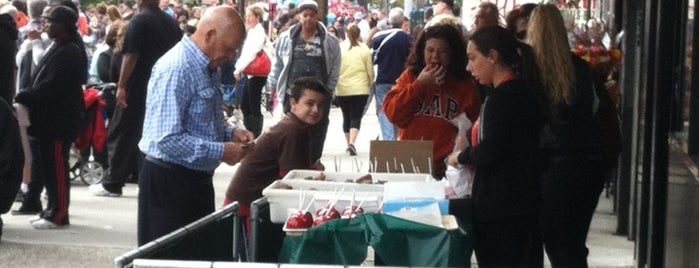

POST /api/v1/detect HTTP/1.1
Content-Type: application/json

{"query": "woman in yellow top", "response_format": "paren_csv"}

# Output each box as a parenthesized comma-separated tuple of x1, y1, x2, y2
(335, 24, 374, 156)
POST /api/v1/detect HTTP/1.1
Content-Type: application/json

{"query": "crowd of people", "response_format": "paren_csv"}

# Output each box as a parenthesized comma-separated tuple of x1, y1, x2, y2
(0, 0, 620, 267)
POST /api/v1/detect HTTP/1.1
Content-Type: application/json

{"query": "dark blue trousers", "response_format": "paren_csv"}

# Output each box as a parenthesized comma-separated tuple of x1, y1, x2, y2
(137, 158, 214, 247)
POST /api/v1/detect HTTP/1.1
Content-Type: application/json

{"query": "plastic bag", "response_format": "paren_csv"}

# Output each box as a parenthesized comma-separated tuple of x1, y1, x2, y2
(444, 113, 473, 198)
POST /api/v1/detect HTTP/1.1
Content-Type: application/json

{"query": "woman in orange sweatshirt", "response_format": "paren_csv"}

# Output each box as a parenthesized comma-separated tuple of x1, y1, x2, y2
(383, 18, 480, 179)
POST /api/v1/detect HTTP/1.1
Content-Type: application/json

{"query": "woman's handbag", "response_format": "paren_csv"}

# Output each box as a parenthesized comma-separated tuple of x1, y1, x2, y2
(243, 51, 271, 76)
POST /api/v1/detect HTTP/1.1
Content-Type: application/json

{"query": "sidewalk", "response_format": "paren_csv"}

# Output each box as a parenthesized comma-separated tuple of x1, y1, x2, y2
(0, 104, 635, 267)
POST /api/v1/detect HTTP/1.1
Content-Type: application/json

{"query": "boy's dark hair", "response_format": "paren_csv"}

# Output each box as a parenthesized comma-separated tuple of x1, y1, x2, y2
(290, 77, 329, 102)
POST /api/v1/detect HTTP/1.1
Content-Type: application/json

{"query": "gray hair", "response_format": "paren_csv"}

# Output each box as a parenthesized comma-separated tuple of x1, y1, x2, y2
(28, 0, 48, 19)
(388, 7, 403, 28)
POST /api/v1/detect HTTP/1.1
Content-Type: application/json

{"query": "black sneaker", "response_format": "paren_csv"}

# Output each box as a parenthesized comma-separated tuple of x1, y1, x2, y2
(11, 203, 43, 215)
(346, 144, 357, 156)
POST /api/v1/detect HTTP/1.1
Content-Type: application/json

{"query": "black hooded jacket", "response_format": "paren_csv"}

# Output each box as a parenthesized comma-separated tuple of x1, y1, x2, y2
(14, 34, 87, 141)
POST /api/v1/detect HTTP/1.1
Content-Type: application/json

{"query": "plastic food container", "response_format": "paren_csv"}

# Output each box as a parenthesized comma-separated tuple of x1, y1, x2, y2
(262, 170, 432, 223)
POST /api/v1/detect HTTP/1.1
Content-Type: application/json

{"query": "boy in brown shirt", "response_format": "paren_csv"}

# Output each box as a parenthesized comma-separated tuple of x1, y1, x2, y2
(224, 77, 328, 213)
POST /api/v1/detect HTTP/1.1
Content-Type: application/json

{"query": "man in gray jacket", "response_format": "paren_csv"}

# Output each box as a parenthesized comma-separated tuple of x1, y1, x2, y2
(268, 0, 341, 165)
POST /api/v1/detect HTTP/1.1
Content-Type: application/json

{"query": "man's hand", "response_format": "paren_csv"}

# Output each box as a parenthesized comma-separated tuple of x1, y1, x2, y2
(222, 142, 254, 165)
(232, 128, 255, 143)
(116, 85, 127, 108)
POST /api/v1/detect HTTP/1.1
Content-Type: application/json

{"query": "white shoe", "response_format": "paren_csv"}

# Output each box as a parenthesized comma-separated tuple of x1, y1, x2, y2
(28, 215, 41, 223)
(88, 183, 122, 197)
(31, 218, 67, 229)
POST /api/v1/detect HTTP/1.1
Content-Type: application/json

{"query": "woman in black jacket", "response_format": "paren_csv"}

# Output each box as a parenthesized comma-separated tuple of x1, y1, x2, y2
(528, 5, 618, 267)
(450, 26, 547, 267)
(13, 6, 87, 229)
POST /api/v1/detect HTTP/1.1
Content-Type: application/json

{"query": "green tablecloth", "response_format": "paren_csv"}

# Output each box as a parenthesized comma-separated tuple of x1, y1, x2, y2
(279, 213, 472, 267)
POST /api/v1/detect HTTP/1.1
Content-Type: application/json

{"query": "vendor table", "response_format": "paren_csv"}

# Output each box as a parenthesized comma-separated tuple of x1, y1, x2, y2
(278, 213, 473, 267)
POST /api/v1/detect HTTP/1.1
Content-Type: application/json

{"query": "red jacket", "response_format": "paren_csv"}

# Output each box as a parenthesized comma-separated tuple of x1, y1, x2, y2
(383, 68, 481, 177)
(75, 89, 106, 152)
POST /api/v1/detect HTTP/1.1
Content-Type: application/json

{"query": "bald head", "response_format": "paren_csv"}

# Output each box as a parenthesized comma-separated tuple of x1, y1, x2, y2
(191, 6, 245, 69)
(197, 5, 244, 35)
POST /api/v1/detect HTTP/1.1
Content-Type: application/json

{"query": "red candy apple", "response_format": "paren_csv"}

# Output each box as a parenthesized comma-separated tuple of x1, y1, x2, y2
(313, 206, 340, 226)
(313, 214, 337, 226)
(316, 206, 340, 219)
(341, 206, 365, 219)
(285, 210, 313, 229)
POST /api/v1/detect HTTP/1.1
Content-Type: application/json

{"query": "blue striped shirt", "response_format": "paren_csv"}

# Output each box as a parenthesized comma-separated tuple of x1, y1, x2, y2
(139, 35, 234, 172)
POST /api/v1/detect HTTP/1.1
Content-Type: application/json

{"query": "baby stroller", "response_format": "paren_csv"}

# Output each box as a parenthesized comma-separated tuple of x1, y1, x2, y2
(69, 83, 116, 185)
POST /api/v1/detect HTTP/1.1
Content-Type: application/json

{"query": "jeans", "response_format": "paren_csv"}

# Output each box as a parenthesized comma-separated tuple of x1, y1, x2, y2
(374, 83, 397, 141)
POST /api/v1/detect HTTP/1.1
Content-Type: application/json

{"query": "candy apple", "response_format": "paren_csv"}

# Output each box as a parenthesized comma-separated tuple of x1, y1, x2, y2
(341, 206, 365, 219)
(285, 210, 313, 229)
(313, 214, 337, 226)
(316, 206, 340, 219)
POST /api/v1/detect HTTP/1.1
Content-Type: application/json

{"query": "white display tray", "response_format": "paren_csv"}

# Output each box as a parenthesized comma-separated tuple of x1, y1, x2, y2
(262, 170, 431, 223)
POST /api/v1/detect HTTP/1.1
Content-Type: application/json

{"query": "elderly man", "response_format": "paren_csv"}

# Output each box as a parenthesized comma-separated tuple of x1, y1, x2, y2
(137, 5, 253, 247)
(268, 0, 341, 167)
(89, 0, 182, 197)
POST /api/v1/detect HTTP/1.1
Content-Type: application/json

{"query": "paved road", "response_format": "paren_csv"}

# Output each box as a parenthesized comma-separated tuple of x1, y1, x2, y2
(0, 105, 634, 267)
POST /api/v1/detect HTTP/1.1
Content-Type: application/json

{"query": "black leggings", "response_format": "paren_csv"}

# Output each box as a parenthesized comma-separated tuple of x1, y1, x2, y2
(241, 76, 266, 117)
(336, 95, 369, 133)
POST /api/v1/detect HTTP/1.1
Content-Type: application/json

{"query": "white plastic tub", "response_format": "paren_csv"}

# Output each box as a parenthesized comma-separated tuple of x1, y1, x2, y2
(262, 170, 432, 223)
